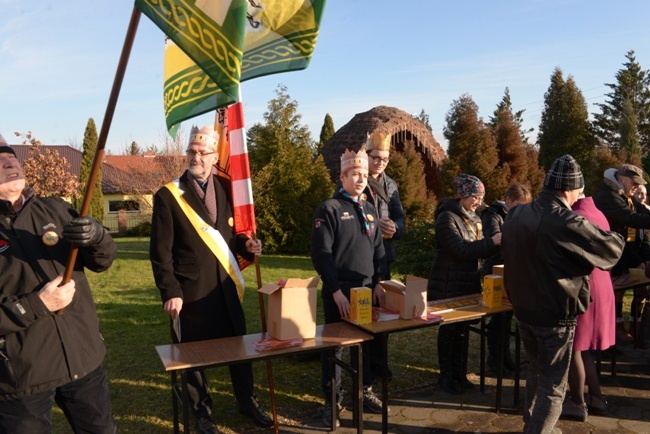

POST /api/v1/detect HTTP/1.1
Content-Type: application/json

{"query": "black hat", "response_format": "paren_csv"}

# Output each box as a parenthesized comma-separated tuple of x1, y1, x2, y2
(0, 133, 14, 156)
(544, 154, 584, 191)
(618, 164, 647, 185)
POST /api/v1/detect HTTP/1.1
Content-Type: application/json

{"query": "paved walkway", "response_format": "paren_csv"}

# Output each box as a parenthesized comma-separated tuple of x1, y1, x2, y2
(263, 340, 650, 434)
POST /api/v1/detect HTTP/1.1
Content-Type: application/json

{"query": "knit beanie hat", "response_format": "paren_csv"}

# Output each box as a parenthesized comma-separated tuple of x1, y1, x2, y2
(544, 154, 584, 191)
(454, 173, 485, 198)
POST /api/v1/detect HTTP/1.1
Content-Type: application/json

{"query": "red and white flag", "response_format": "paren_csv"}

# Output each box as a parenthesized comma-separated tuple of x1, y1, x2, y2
(215, 98, 256, 270)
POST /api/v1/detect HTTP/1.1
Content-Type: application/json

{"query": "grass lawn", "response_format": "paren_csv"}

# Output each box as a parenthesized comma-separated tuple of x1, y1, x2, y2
(51, 237, 636, 433)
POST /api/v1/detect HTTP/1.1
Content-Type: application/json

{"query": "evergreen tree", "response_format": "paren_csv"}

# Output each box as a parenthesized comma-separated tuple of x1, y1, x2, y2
(385, 141, 436, 221)
(443, 94, 499, 201)
(126, 141, 142, 155)
(415, 109, 433, 133)
(490, 88, 545, 197)
(593, 50, 650, 168)
(248, 85, 332, 253)
(318, 113, 335, 154)
(537, 68, 594, 186)
(618, 95, 642, 165)
(247, 84, 314, 173)
(75, 118, 104, 223)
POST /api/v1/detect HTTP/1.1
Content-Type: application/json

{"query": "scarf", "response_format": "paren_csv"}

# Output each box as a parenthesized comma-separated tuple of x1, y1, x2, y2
(187, 168, 217, 225)
(340, 188, 371, 236)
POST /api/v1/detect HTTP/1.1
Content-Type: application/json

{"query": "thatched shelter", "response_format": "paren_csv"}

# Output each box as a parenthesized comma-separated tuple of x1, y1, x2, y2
(321, 105, 446, 196)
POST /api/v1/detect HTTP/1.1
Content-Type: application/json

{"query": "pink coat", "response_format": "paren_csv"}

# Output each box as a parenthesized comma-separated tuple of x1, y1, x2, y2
(572, 197, 616, 350)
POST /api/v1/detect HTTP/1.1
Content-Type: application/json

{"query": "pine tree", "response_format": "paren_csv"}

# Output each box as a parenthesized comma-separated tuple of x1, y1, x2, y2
(537, 68, 594, 186)
(126, 141, 142, 155)
(618, 95, 642, 165)
(318, 113, 335, 154)
(489, 88, 545, 197)
(443, 94, 499, 201)
(247, 84, 313, 173)
(593, 50, 650, 167)
(75, 118, 104, 223)
(385, 141, 436, 221)
(248, 85, 333, 253)
(415, 109, 433, 133)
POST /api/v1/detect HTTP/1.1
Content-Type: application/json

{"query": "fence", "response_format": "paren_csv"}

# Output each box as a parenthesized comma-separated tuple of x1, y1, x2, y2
(103, 210, 150, 236)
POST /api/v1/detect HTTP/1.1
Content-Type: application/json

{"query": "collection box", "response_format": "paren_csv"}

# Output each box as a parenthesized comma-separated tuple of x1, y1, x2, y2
(258, 277, 319, 340)
(380, 275, 428, 319)
(350, 287, 373, 324)
(483, 275, 504, 308)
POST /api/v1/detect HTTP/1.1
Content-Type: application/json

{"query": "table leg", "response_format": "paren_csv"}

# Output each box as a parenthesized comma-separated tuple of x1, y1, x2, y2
(496, 314, 505, 413)
(171, 371, 179, 434)
(350, 345, 364, 434)
(380, 333, 389, 434)
(480, 317, 486, 392)
(513, 324, 520, 407)
(328, 349, 337, 432)
(181, 371, 190, 434)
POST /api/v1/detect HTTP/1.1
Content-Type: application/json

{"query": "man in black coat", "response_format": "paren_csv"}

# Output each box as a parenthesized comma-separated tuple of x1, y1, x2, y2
(150, 126, 271, 433)
(0, 135, 116, 433)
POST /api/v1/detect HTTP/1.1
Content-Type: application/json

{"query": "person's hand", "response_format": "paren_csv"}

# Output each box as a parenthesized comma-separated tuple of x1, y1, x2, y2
(373, 283, 386, 307)
(379, 219, 396, 239)
(39, 275, 76, 312)
(332, 289, 351, 318)
(63, 216, 104, 247)
(245, 238, 262, 256)
(164, 297, 183, 319)
(491, 232, 502, 246)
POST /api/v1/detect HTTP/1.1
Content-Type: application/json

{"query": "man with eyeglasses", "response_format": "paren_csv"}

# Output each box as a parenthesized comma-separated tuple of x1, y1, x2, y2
(364, 132, 406, 277)
(150, 126, 272, 433)
(594, 163, 650, 345)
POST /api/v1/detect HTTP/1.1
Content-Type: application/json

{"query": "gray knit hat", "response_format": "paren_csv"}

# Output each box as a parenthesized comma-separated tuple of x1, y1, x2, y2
(544, 154, 584, 191)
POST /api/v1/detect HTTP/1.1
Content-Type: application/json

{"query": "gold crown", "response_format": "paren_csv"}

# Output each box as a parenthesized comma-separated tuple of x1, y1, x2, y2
(188, 125, 219, 150)
(340, 147, 369, 173)
(366, 132, 391, 152)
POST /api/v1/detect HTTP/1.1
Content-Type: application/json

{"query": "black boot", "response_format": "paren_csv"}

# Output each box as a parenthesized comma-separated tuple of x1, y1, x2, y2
(452, 324, 473, 391)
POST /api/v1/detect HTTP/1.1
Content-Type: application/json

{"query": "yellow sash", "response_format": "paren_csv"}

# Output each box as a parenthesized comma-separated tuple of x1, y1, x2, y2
(165, 180, 245, 301)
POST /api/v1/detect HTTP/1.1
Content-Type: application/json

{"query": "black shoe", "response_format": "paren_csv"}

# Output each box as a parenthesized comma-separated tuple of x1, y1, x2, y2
(239, 397, 273, 428)
(455, 375, 474, 391)
(439, 374, 461, 395)
(322, 401, 341, 428)
(362, 387, 388, 414)
(503, 354, 517, 372)
(196, 416, 219, 434)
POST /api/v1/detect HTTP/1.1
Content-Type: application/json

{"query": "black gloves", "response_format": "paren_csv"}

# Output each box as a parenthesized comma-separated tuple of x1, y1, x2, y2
(63, 216, 104, 247)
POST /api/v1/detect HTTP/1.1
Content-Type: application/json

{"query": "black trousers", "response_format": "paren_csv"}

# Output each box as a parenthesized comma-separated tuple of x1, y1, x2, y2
(0, 364, 115, 434)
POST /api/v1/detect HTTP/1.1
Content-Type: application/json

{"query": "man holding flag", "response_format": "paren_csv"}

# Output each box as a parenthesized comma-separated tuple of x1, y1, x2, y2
(149, 126, 271, 433)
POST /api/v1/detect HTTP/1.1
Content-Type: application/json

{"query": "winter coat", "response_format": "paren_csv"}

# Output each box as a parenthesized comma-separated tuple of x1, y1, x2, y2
(427, 198, 498, 300)
(0, 189, 115, 400)
(502, 188, 624, 327)
(481, 200, 507, 275)
(365, 173, 406, 265)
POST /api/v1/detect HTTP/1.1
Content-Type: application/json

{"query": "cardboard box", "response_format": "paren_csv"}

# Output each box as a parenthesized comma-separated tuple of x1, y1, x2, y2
(380, 275, 428, 319)
(492, 264, 504, 276)
(483, 275, 503, 308)
(350, 287, 373, 324)
(258, 277, 319, 340)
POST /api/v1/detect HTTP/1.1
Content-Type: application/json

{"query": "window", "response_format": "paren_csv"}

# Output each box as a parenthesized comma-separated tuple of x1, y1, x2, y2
(109, 200, 140, 213)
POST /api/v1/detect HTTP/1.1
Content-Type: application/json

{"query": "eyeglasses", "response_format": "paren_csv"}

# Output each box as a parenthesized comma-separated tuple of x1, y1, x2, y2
(186, 150, 215, 158)
(369, 155, 389, 164)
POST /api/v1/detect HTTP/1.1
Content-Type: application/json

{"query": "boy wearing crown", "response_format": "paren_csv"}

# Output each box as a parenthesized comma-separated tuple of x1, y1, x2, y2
(150, 126, 272, 433)
(311, 147, 389, 427)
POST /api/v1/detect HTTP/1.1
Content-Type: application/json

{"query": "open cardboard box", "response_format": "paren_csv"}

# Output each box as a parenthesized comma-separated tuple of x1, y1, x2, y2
(258, 277, 319, 340)
(380, 275, 428, 319)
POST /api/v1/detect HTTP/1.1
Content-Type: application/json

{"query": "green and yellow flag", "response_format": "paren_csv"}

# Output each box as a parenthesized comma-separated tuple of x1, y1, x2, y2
(137, 0, 327, 135)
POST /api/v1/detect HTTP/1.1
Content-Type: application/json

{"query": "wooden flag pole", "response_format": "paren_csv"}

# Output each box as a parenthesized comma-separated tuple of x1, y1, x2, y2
(59, 7, 141, 312)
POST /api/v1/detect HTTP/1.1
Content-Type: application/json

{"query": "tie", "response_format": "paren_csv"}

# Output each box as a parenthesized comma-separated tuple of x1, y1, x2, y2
(340, 189, 371, 236)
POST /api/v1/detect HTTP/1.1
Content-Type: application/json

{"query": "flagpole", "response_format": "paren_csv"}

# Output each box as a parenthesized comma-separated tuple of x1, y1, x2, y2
(58, 7, 141, 314)
(213, 105, 279, 433)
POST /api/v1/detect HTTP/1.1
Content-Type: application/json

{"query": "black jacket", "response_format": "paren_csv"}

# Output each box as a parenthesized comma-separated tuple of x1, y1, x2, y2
(0, 189, 115, 400)
(311, 191, 387, 298)
(365, 174, 406, 265)
(150, 171, 253, 340)
(481, 200, 507, 275)
(502, 189, 624, 327)
(593, 169, 650, 276)
(427, 199, 498, 300)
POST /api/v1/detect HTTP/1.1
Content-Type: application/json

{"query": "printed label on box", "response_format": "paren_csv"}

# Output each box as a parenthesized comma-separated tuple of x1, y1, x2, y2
(350, 287, 372, 324)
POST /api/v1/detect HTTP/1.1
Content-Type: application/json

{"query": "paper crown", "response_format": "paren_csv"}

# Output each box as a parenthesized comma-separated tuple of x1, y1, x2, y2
(366, 132, 391, 152)
(340, 147, 368, 173)
(188, 125, 219, 150)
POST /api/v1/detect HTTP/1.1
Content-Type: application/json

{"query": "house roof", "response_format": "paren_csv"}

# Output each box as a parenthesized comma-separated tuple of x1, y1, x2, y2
(7, 145, 184, 195)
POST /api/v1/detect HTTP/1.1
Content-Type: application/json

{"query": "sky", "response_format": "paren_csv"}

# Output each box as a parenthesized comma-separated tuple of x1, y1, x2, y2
(2, 0, 650, 155)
